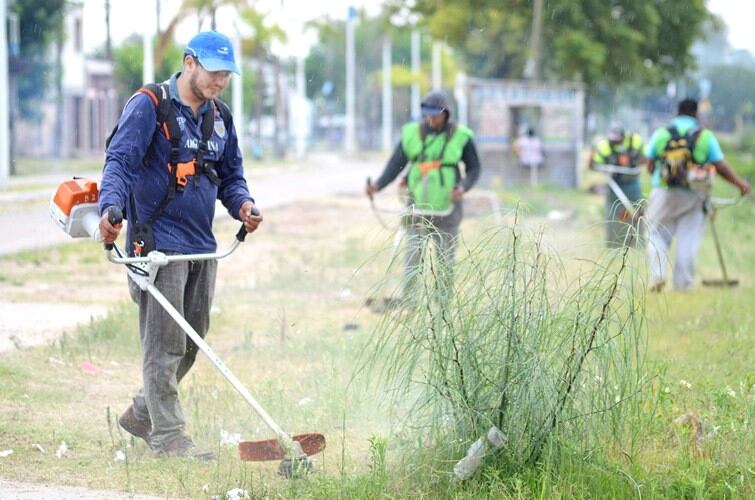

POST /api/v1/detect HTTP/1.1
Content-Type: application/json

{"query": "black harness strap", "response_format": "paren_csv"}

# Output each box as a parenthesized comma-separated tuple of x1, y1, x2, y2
(666, 125, 703, 161)
(196, 101, 221, 186)
(412, 123, 460, 187)
(115, 84, 232, 230)
(145, 83, 182, 226)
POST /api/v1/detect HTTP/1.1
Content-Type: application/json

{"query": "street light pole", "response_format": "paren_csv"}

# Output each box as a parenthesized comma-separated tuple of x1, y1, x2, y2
(0, 0, 10, 185)
(143, 0, 155, 83)
(344, 6, 356, 153)
(410, 30, 420, 119)
(232, 33, 243, 133)
(432, 41, 441, 90)
(105, 0, 112, 60)
(381, 35, 392, 151)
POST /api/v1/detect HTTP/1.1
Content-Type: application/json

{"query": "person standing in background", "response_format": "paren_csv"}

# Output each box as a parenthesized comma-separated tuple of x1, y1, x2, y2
(513, 127, 544, 187)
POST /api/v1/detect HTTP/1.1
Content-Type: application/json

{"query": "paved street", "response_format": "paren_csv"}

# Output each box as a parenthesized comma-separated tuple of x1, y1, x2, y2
(0, 153, 382, 256)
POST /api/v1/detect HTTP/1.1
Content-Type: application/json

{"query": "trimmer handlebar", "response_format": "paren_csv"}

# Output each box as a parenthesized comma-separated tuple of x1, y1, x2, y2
(104, 206, 124, 251)
(235, 206, 260, 242)
(709, 196, 741, 208)
(593, 164, 641, 176)
(106, 206, 260, 264)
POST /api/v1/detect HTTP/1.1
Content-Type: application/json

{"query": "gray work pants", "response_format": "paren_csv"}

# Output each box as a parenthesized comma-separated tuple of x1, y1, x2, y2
(646, 188, 706, 290)
(127, 258, 217, 450)
(403, 202, 462, 296)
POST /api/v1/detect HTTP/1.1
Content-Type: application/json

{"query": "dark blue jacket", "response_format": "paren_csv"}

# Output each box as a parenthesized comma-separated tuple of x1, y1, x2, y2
(99, 73, 253, 254)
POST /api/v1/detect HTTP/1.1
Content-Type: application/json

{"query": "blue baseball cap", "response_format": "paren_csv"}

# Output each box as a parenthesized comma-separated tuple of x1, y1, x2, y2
(185, 31, 240, 74)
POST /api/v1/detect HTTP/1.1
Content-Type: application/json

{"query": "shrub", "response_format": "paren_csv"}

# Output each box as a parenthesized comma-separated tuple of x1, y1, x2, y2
(365, 216, 648, 479)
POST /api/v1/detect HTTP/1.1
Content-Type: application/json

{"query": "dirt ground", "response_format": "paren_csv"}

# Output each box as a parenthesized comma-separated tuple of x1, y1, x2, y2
(0, 180, 585, 498)
(0, 479, 165, 500)
(0, 154, 380, 355)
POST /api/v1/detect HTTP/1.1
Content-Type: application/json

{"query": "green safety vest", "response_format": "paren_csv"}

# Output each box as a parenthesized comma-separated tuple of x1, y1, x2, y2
(592, 133, 643, 166)
(401, 122, 473, 212)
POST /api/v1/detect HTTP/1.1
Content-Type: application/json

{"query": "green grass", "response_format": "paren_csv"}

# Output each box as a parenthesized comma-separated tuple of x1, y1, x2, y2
(0, 181, 752, 498)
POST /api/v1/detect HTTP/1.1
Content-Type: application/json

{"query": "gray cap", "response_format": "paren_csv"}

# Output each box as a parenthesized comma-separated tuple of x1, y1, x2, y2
(421, 91, 452, 117)
(608, 121, 625, 141)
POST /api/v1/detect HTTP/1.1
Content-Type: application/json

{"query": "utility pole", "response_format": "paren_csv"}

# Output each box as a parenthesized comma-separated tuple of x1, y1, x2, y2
(232, 33, 243, 137)
(344, 6, 356, 153)
(155, 0, 161, 37)
(293, 54, 307, 159)
(143, 2, 155, 84)
(381, 35, 392, 151)
(105, 0, 112, 60)
(7, 0, 17, 175)
(455, 72, 468, 127)
(524, 0, 543, 80)
(432, 41, 441, 91)
(410, 30, 420, 119)
(0, 0, 10, 185)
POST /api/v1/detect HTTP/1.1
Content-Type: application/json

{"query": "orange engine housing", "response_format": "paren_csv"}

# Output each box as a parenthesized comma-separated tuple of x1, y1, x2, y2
(50, 178, 103, 239)
(52, 178, 99, 216)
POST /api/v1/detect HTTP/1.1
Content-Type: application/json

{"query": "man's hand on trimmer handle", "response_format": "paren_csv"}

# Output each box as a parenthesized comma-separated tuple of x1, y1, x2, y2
(452, 184, 465, 202)
(737, 179, 751, 196)
(99, 206, 123, 247)
(239, 201, 263, 234)
(365, 177, 379, 199)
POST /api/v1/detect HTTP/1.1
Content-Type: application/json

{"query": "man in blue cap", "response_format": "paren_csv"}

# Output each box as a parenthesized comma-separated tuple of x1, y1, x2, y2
(98, 31, 262, 460)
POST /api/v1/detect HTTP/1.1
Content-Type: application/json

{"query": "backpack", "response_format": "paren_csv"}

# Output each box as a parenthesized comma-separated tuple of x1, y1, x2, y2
(105, 82, 232, 256)
(660, 126, 713, 193)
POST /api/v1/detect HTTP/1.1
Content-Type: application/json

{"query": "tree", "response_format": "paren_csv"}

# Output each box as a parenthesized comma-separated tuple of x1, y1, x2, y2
(112, 35, 183, 104)
(706, 65, 755, 132)
(9, 0, 65, 120)
(154, 0, 245, 69)
(404, 0, 711, 90)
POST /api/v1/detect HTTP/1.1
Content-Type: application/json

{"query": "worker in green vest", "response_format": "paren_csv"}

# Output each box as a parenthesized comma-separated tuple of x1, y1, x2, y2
(589, 122, 645, 247)
(366, 91, 481, 304)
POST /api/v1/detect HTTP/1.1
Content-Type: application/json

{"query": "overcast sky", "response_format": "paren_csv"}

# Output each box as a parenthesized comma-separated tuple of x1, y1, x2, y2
(82, 0, 755, 58)
(708, 0, 755, 53)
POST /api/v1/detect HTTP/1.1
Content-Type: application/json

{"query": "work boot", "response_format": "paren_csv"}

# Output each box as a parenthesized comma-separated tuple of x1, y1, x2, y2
(154, 434, 215, 461)
(118, 405, 151, 443)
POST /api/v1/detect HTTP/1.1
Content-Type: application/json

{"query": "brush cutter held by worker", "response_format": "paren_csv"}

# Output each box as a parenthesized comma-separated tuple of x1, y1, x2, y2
(702, 196, 742, 288)
(592, 163, 645, 247)
(50, 178, 325, 476)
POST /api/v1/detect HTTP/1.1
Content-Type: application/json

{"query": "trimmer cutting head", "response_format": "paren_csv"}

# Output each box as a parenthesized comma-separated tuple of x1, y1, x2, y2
(278, 456, 314, 478)
(701, 279, 739, 287)
(237, 433, 326, 462)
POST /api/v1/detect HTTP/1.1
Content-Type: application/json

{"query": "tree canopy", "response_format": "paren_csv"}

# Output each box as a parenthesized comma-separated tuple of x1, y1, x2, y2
(406, 0, 711, 89)
(9, 0, 66, 120)
(706, 64, 755, 131)
(112, 35, 183, 104)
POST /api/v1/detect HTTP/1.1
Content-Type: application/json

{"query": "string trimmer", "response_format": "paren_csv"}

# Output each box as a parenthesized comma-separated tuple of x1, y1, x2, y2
(592, 164, 642, 218)
(702, 196, 742, 288)
(50, 178, 325, 476)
